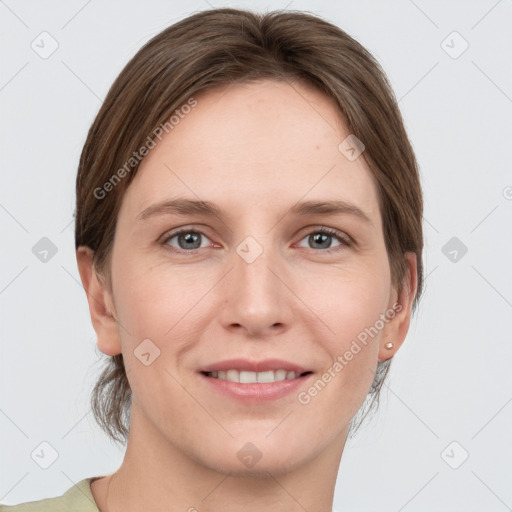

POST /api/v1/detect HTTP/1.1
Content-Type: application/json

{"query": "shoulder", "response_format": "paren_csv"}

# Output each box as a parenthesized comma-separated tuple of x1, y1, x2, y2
(0, 477, 100, 512)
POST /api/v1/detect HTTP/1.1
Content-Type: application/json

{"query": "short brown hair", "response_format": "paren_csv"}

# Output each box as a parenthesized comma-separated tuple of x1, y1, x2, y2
(75, 8, 423, 445)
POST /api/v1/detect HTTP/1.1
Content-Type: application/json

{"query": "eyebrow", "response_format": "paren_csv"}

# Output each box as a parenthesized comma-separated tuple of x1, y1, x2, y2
(136, 198, 372, 225)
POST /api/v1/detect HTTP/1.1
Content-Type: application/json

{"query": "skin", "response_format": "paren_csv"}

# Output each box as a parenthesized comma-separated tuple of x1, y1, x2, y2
(77, 79, 417, 512)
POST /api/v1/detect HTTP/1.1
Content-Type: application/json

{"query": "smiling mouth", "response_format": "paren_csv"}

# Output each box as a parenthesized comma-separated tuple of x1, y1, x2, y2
(202, 369, 313, 383)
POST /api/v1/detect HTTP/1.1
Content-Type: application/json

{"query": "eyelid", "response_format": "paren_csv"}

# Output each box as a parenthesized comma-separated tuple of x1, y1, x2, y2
(160, 225, 215, 250)
(295, 225, 353, 250)
(160, 224, 354, 253)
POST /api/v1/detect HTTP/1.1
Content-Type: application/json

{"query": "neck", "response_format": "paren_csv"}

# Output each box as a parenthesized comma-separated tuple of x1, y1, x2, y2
(101, 405, 347, 512)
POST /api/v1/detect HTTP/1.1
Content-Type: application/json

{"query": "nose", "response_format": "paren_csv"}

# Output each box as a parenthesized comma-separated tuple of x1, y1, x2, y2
(218, 241, 293, 338)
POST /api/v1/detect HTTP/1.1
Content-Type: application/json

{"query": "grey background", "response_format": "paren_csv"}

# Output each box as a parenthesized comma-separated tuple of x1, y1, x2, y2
(1, 1, 511, 510)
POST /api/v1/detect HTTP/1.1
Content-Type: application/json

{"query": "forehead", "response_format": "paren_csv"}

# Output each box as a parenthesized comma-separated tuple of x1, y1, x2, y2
(119, 79, 381, 228)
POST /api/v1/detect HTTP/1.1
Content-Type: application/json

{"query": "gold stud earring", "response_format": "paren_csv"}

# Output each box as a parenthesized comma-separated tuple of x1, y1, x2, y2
(384, 342, 394, 350)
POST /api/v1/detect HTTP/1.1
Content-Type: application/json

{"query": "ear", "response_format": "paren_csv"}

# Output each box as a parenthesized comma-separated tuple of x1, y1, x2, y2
(378, 252, 418, 361)
(76, 246, 122, 356)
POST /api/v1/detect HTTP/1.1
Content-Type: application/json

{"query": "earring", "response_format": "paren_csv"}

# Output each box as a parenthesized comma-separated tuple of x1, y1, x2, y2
(384, 342, 394, 350)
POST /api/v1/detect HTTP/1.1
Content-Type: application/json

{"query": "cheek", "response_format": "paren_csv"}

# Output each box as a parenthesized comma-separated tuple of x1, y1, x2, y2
(308, 257, 391, 392)
(111, 252, 194, 336)
(306, 257, 391, 341)
(296, 279, 388, 428)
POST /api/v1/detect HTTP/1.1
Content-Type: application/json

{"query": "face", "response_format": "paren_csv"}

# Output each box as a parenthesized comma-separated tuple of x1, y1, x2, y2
(82, 79, 416, 476)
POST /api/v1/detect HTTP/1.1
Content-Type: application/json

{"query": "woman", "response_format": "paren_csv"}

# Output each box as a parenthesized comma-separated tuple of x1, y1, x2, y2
(1, 7, 422, 511)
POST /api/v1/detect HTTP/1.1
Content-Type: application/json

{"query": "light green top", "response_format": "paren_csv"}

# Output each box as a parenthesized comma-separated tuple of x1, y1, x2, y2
(0, 477, 101, 511)
(1, 478, 340, 511)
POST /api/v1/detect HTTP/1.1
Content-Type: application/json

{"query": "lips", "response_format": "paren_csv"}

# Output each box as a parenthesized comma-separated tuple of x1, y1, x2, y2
(199, 358, 310, 374)
(206, 369, 303, 383)
(198, 359, 313, 400)
(198, 359, 313, 404)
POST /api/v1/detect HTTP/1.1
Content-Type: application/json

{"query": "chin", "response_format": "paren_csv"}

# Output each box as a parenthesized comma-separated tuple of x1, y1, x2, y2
(210, 456, 309, 478)
(197, 439, 316, 478)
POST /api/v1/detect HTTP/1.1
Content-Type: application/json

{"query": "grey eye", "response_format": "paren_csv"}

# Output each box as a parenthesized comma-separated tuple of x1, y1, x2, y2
(166, 231, 210, 251)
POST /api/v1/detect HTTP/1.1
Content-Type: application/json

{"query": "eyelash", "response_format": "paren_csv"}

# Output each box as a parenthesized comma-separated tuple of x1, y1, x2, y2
(160, 226, 353, 254)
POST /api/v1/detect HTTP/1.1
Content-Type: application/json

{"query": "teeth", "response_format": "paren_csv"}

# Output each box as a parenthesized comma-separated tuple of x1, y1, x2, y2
(226, 369, 238, 382)
(239, 371, 257, 383)
(275, 369, 287, 381)
(207, 369, 302, 383)
(256, 370, 275, 383)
